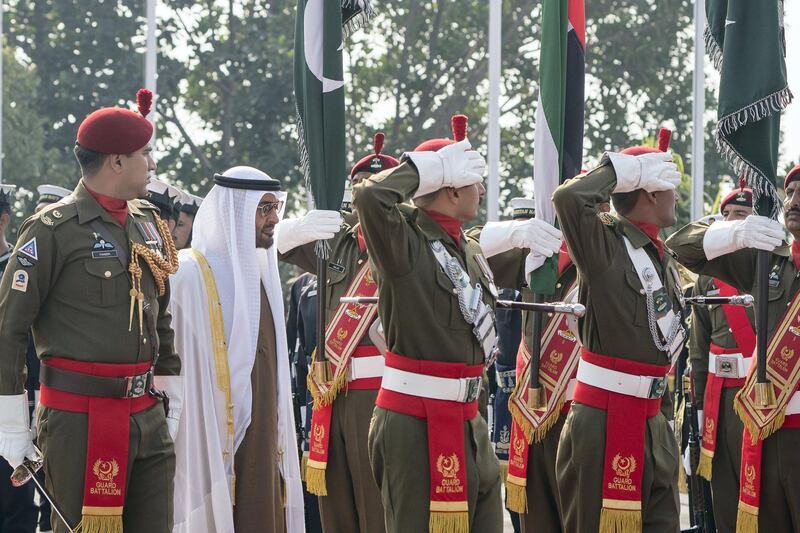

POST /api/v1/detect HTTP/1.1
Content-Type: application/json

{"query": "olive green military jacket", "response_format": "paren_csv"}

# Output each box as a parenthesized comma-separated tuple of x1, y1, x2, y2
(665, 222, 794, 351)
(280, 224, 370, 325)
(551, 162, 685, 367)
(0, 180, 180, 395)
(688, 275, 756, 407)
(354, 161, 519, 366)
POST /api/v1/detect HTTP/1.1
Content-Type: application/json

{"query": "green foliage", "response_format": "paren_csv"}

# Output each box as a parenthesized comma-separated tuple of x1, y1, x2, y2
(2, 0, 737, 229)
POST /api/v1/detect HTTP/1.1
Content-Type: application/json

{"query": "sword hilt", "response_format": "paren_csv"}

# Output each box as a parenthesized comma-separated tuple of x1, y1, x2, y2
(496, 300, 587, 318)
(10, 449, 43, 488)
(340, 296, 379, 305)
(683, 294, 754, 307)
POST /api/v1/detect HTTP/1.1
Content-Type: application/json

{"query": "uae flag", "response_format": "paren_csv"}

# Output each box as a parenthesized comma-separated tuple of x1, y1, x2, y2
(531, 0, 585, 293)
(294, 0, 372, 211)
(706, 0, 791, 218)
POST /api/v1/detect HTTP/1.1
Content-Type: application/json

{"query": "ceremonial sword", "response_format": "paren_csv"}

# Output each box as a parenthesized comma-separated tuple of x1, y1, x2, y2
(682, 294, 753, 307)
(10, 449, 77, 533)
(340, 296, 587, 317)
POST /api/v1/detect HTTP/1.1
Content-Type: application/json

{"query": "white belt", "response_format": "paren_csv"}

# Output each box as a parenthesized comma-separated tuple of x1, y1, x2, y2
(708, 352, 751, 379)
(576, 359, 668, 400)
(348, 356, 385, 381)
(565, 378, 577, 401)
(787, 391, 800, 415)
(381, 367, 482, 403)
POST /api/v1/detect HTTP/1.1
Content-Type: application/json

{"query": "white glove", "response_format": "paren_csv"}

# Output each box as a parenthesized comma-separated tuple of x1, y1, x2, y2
(607, 151, 681, 193)
(479, 219, 562, 258)
(682, 445, 692, 476)
(276, 210, 343, 255)
(702, 215, 784, 260)
(697, 410, 704, 433)
(0, 394, 36, 469)
(154, 376, 183, 442)
(407, 140, 486, 198)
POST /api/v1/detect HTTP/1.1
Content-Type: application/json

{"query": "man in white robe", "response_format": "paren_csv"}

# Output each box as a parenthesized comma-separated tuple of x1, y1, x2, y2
(168, 166, 304, 532)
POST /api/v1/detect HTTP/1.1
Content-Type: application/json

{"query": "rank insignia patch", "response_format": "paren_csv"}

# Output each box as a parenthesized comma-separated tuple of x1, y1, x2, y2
(11, 270, 29, 292)
(18, 238, 38, 261)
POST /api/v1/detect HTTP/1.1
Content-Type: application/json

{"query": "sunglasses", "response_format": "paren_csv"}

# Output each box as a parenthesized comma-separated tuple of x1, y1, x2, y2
(257, 201, 284, 216)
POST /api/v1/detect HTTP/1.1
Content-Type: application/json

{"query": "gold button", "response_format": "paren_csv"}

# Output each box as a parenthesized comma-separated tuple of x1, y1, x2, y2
(104, 271, 112, 278)
(358, 259, 364, 265)
(556, 283, 562, 289)
(639, 289, 645, 295)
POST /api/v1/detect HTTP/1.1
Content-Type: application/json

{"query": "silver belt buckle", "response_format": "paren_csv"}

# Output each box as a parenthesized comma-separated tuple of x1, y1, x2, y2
(463, 377, 482, 402)
(125, 370, 152, 398)
(646, 376, 667, 399)
(714, 355, 740, 378)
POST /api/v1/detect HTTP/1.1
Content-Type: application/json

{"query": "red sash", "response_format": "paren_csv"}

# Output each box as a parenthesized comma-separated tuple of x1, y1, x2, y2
(305, 261, 379, 495)
(573, 349, 669, 533)
(506, 293, 580, 513)
(376, 351, 482, 533)
(39, 357, 157, 533)
(305, 344, 381, 495)
(733, 286, 800, 532)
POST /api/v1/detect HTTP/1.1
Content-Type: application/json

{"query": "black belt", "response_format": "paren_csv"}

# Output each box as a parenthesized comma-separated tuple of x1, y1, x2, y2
(40, 364, 154, 399)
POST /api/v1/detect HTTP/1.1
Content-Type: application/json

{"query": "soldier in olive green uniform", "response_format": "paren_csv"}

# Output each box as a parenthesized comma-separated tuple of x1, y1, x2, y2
(355, 115, 561, 533)
(665, 164, 800, 532)
(277, 133, 400, 533)
(0, 90, 182, 533)
(686, 184, 754, 533)
(552, 146, 684, 533)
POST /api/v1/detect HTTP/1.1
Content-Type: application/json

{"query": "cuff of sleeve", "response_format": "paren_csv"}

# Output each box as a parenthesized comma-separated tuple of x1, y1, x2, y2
(275, 217, 302, 255)
(406, 152, 444, 197)
(0, 394, 30, 430)
(154, 376, 184, 420)
(702, 220, 738, 260)
(607, 152, 641, 193)
(479, 221, 515, 258)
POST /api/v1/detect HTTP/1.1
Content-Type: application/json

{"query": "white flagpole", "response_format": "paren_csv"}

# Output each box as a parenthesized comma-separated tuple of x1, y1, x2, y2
(487, 0, 501, 221)
(691, 0, 705, 219)
(145, 0, 157, 146)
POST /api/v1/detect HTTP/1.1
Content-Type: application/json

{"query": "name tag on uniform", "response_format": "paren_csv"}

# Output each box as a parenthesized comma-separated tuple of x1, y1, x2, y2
(328, 262, 345, 274)
(92, 250, 119, 259)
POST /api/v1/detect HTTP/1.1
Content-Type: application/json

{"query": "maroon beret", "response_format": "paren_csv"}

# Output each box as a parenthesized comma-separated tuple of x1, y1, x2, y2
(785, 163, 800, 190)
(414, 115, 468, 152)
(350, 132, 400, 179)
(77, 89, 153, 154)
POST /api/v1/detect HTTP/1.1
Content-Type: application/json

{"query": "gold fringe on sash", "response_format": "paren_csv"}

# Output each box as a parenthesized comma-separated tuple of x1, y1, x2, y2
(505, 477, 527, 514)
(77, 514, 123, 533)
(305, 462, 328, 496)
(429, 511, 469, 533)
(306, 349, 349, 409)
(599, 508, 640, 533)
(736, 502, 759, 533)
(507, 377, 567, 445)
(696, 449, 714, 480)
(300, 452, 309, 482)
(734, 395, 786, 444)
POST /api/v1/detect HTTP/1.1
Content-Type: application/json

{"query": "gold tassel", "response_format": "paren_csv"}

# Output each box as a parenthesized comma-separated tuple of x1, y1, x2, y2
(696, 449, 713, 481)
(305, 464, 328, 496)
(300, 453, 309, 482)
(736, 504, 759, 533)
(505, 480, 527, 514)
(78, 515, 123, 533)
(734, 399, 785, 444)
(429, 511, 469, 533)
(599, 508, 640, 533)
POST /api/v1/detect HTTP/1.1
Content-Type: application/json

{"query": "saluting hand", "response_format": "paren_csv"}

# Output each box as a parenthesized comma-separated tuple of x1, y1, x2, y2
(703, 214, 785, 259)
(276, 210, 344, 254)
(408, 139, 486, 197)
(609, 151, 681, 193)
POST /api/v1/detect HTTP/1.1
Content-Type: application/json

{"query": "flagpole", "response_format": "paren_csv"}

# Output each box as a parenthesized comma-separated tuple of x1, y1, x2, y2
(1, 3, 4, 186)
(145, 0, 157, 146)
(487, 0, 501, 221)
(691, 0, 705, 219)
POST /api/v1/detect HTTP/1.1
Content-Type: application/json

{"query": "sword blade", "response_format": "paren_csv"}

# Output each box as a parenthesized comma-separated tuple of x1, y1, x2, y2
(683, 294, 753, 307)
(22, 464, 76, 533)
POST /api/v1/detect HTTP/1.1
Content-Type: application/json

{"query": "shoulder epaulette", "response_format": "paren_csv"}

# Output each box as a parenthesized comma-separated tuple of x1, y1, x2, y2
(131, 198, 159, 211)
(33, 201, 78, 229)
(598, 212, 617, 226)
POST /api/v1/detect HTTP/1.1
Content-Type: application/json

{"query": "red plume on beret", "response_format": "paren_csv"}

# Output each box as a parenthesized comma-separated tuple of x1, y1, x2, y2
(621, 127, 671, 156)
(415, 114, 469, 151)
(137, 88, 153, 118)
(77, 89, 154, 154)
(657, 128, 672, 152)
(349, 131, 400, 179)
(451, 115, 468, 142)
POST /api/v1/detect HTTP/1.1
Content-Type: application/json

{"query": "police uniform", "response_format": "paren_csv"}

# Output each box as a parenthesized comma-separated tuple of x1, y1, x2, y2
(279, 132, 399, 533)
(0, 90, 181, 533)
(552, 155, 683, 533)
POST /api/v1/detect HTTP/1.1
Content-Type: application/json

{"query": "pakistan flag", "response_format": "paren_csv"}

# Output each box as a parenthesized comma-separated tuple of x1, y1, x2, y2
(706, 0, 792, 218)
(294, 0, 372, 211)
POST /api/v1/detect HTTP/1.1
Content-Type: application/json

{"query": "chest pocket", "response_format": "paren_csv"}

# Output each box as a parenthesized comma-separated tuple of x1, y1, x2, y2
(433, 264, 472, 331)
(623, 269, 648, 327)
(84, 260, 128, 307)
